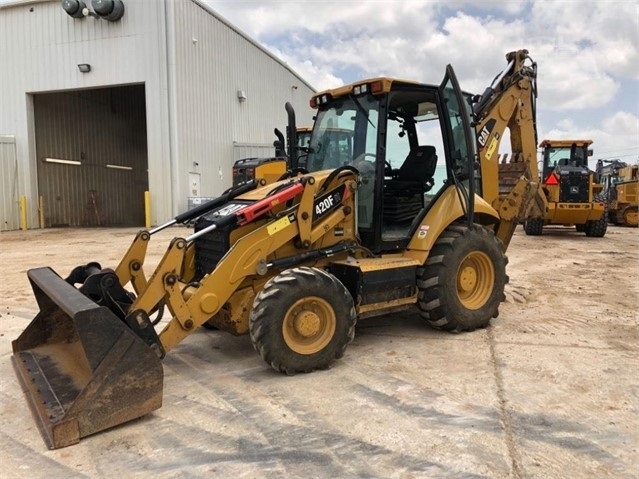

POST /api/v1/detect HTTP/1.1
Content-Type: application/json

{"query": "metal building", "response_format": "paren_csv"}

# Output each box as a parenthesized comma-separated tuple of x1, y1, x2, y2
(0, 0, 315, 230)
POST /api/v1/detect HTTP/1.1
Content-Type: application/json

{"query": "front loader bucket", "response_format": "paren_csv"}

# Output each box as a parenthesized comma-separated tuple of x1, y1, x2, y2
(11, 267, 163, 449)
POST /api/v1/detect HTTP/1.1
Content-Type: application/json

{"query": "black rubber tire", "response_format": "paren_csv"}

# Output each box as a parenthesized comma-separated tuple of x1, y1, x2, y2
(523, 217, 544, 236)
(417, 223, 508, 332)
(575, 223, 585, 232)
(201, 319, 218, 330)
(249, 267, 356, 375)
(584, 211, 608, 237)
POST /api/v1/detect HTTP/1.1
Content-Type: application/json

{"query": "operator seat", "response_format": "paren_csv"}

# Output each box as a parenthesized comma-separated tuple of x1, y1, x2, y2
(396, 145, 438, 192)
(383, 145, 438, 223)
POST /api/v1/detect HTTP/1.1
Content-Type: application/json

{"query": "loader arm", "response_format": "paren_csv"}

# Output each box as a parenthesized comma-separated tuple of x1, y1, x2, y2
(129, 173, 357, 353)
(113, 180, 259, 295)
(472, 49, 548, 249)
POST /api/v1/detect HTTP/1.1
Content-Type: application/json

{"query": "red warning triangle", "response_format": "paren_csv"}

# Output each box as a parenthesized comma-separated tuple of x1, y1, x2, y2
(545, 172, 559, 185)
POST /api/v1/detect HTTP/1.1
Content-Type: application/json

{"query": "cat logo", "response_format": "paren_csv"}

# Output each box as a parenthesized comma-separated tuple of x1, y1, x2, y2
(477, 119, 496, 148)
(478, 126, 490, 147)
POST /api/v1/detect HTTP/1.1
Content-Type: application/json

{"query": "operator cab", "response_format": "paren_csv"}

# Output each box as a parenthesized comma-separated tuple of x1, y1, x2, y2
(306, 71, 476, 253)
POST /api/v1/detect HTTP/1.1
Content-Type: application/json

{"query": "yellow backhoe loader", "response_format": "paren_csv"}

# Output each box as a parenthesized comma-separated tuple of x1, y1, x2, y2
(596, 159, 638, 227)
(524, 139, 607, 236)
(12, 50, 544, 449)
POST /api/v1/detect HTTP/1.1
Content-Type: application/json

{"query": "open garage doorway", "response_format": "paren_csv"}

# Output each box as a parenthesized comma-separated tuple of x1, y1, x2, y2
(34, 84, 148, 227)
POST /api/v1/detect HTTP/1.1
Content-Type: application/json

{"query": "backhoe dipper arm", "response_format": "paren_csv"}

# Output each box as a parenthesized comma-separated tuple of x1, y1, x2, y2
(472, 49, 548, 249)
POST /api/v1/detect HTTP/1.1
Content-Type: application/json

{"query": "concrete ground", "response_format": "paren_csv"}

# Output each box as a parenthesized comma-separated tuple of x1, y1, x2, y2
(0, 225, 637, 478)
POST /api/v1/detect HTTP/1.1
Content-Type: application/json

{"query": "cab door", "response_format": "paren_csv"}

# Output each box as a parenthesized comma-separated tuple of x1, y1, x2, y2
(439, 65, 479, 221)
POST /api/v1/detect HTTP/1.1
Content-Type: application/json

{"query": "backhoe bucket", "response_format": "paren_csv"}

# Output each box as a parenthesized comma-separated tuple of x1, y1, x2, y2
(11, 267, 163, 449)
(498, 156, 529, 196)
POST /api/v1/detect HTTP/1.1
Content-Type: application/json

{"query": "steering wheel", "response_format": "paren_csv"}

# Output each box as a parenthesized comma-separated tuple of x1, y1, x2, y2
(353, 153, 377, 173)
(384, 160, 394, 177)
(353, 153, 377, 201)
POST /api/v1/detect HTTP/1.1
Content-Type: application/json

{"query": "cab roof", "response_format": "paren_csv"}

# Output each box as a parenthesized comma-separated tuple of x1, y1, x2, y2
(539, 139, 593, 148)
(311, 77, 429, 107)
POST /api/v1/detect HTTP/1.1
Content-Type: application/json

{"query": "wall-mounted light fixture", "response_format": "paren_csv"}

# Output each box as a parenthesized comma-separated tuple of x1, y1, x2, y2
(237, 90, 247, 103)
(78, 63, 91, 73)
(62, 0, 87, 18)
(43, 157, 82, 165)
(61, 0, 125, 21)
(92, 0, 125, 22)
(106, 164, 133, 170)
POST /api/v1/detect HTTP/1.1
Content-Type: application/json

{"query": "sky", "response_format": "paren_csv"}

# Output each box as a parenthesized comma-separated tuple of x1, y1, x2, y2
(205, 0, 639, 169)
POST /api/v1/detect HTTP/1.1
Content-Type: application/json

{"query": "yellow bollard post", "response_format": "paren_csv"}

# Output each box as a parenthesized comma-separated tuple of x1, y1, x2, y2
(39, 195, 45, 228)
(144, 191, 152, 228)
(19, 195, 27, 231)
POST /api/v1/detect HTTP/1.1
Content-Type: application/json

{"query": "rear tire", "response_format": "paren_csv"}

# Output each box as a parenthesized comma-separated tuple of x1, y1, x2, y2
(584, 211, 608, 237)
(523, 217, 544, 236)
(249, 267, 356, 374)
(417, 223, 507, 332)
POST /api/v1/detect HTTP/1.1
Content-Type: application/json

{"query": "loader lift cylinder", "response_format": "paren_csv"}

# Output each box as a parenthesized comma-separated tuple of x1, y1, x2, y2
(149, 180, 257, 234)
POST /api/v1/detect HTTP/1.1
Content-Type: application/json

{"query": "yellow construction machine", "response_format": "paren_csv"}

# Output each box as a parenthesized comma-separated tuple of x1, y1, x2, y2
(232, 125, 353, 185)
(596, 159, 638, 227)
(231, 103, 302, 187)
(12, 50, 544, 449)
(524, 139, 607, 236)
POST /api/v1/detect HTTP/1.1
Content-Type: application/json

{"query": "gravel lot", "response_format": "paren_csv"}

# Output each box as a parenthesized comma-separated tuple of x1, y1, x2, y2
(0, 225, 637, 478)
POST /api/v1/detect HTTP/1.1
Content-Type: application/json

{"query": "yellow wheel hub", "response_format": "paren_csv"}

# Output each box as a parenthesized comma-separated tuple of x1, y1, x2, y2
(282, 296, 336, 355)
(456, 251, 495, 310)
(294, 311, 321, 338)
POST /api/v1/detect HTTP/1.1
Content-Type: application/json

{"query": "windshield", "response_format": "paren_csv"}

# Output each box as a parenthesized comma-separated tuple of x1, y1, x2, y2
(545, 146, 587, 168)
(306, 96, 378, 172)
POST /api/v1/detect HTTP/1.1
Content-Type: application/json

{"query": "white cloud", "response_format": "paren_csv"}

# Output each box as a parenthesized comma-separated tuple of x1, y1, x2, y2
(602, 111, 639, 138)
(542, 111, 639, 166)
(205, 0, 639, 158)
(264, 45, 344, 90)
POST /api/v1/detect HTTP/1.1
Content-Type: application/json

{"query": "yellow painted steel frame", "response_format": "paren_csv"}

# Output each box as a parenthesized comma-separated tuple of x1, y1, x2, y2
(114, 230, 151, 295)
(405, 185, 500, 265)
(129, 175, 357, 353)
(546, 201, 605, 224)
(254, 159, 288, 185)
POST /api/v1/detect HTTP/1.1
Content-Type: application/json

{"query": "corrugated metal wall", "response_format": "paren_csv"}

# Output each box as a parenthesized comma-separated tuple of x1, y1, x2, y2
(232, 143, 276, 162)
(0, 0, 171, 228)
(34, 85, 148, 227)
(169, 0, 316, 205)
(0, 136, 19, 231)
(0, 0, 316, 229)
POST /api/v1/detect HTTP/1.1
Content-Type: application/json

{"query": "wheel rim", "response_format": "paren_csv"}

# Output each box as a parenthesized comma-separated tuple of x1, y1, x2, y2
(624, 208, 638, 226)
(282, 296, 336, 355)
(456, 251, 495, 310)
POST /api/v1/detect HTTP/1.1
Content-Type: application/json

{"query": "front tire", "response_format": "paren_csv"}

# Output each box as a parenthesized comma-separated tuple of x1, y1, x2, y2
(584, 211, 608, 237)
(417, 223, 507, 332)
(249, 267, 356, 374)
(524, 217, 544, 236)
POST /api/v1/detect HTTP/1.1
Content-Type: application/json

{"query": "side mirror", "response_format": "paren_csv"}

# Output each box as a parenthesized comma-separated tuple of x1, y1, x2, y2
(588, 148, 593, 157)
(92, 0, 125, 21)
